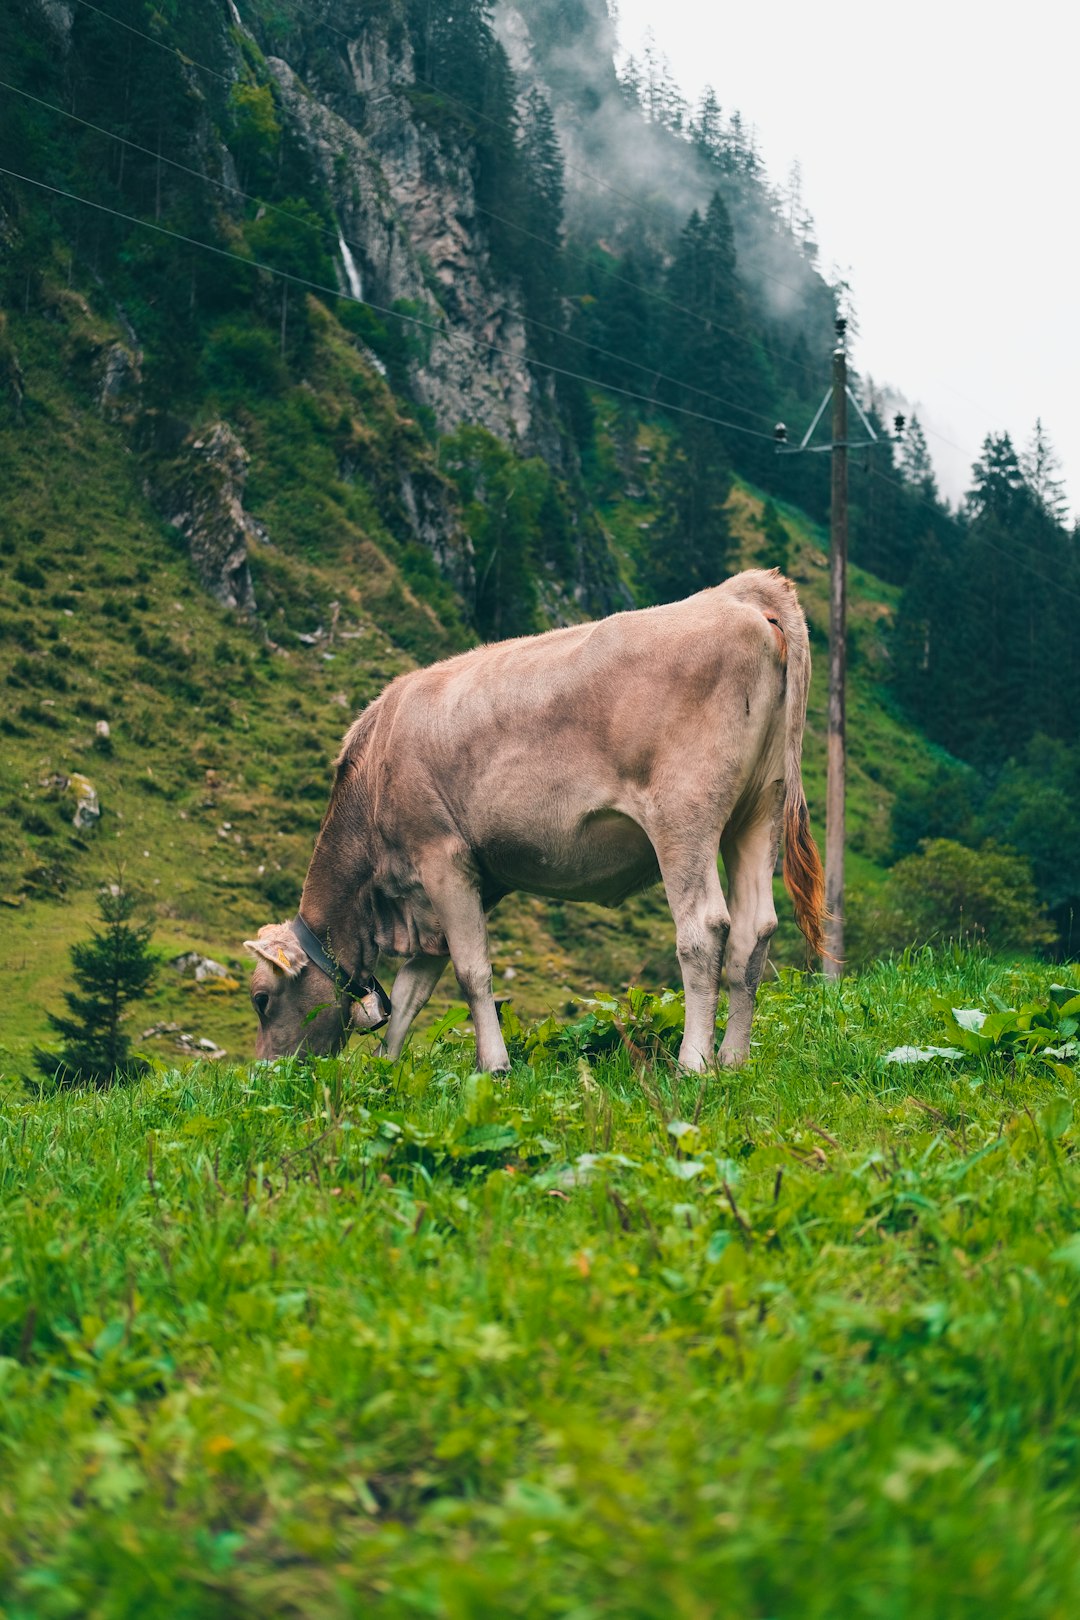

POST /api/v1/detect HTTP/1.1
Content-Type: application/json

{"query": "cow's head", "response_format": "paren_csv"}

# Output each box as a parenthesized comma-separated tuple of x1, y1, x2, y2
(243, 921, 387, 1060)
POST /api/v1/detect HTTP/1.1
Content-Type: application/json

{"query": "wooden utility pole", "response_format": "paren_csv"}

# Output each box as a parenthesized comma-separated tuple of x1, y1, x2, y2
(774, 315, 882, 979)
(824, 330, 848, 976)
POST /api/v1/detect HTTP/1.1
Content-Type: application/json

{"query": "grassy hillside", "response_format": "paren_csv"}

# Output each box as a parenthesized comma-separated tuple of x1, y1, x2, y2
(2, 954, 1079, 1615)
(2, 285, 932, 1077)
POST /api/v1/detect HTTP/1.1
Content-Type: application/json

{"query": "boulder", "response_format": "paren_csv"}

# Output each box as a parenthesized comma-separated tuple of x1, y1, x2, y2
(68, 773, 100, 831)
(169, 952, 230, 982)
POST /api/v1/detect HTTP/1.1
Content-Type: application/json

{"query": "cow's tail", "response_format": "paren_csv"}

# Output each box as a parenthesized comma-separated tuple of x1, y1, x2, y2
(777, 584, 826, 960)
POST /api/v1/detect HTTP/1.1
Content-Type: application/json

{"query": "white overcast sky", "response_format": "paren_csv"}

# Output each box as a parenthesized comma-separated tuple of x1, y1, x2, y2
(614, 0, 1077, 517)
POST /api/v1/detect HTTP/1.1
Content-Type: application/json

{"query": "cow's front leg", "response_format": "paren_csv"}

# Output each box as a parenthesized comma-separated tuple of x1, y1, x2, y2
(655, 841, 731, 1072)
(383, 952, 449, 1060)
(420, 858, 509, 1074)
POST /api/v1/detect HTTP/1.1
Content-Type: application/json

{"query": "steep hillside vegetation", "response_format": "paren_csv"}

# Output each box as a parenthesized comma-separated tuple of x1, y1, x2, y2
(1, 0, 1037, 1075)
(0, 294, 922, 1072)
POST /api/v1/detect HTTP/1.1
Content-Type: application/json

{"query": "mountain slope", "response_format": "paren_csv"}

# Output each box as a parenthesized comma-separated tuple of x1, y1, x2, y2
(0, 1, 943, 1072)
(0, 300, 922, 1071)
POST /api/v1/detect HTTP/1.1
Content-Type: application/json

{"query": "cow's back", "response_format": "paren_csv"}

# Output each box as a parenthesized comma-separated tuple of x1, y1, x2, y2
(364, 576, 789, 756)
(334, 575, 792, 906)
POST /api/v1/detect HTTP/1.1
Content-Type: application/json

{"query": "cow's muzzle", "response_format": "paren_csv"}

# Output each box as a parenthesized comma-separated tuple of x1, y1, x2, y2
(352, 976, 391, 1032)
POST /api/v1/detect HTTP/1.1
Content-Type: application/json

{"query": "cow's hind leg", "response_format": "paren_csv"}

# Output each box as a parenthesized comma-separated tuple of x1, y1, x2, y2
(420, 857, 509, 1074)
(383, 952, 448, 1060)
(653, 836, 731, 1072)
(718, 785, 782, 1066)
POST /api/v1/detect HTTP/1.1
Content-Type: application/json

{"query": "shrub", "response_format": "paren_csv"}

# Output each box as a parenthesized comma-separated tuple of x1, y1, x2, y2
(202, 318, 286, 397)
(890, 759, 980, 860)
(858, 839, 1055, 959)
(754, 500, 791, 572)
(13, 560, 46, 588)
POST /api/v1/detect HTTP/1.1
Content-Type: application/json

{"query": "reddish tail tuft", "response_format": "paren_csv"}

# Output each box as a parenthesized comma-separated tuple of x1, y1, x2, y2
(783, 793, 825, 959)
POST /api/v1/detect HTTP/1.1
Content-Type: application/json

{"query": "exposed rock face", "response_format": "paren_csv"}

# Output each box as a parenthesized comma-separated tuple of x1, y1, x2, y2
(0, 316, 24, 414)
(267, 51, 541, 449)
(159, 424, 259, 613)
(35, 1, 74, 49)
(97, 341, 142, 419)
(398, 469, 464, 581)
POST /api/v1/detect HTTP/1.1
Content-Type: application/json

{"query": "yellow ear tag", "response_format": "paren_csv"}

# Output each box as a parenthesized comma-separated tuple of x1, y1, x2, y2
(275, 948, 292, 971)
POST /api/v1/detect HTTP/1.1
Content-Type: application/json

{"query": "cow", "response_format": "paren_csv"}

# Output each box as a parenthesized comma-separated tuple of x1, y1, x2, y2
(244, 568, 824, 1074)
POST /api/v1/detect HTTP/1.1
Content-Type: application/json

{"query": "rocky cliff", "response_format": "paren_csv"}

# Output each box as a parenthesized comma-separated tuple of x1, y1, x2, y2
(12, 0, 576, 631)
(6, 0, 849, 645)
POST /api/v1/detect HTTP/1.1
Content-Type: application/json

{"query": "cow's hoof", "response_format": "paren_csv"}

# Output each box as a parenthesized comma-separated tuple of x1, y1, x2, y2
(717, 1044, 748, 1068)
(477, 1052, 511, 1077)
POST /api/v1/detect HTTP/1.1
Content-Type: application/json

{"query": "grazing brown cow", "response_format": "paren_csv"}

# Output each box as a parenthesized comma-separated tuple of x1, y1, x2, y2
(245, 569, 824, 1073)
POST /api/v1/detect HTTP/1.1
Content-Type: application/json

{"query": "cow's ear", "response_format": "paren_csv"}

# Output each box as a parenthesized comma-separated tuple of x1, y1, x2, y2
(243, 924, 307, 978)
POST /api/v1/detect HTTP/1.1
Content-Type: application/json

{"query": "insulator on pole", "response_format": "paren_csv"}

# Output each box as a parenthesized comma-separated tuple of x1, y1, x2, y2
(893, 412, 907, 438)
(774, 422, 788, 443)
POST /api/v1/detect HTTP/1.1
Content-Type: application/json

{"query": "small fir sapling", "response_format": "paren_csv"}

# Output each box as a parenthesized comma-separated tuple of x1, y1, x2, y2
(34, 876, 158, 1088)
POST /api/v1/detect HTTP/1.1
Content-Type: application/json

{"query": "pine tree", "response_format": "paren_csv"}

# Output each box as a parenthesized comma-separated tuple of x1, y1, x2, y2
(892, 532, 965, 750)
(899, 415, 938, 500)
(35, 881, 157, 1088)
(582, 247, 656, 393)
(638, 31, 665, 125)
(780, 161, 816, 256)
(517, 87, 565, 342)
(690, 86, 724, 162)
(618, 53, 643, 108)
(638, 424, 733, 604)
(663, 191, 742, 405)
(965, 432, 1027, 521)
(1021, 418, 1069, 525)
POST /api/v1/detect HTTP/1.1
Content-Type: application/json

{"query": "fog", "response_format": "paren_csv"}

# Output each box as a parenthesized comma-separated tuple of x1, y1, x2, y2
(497, 1, 835, 351)
(613, 0, 1078, 517)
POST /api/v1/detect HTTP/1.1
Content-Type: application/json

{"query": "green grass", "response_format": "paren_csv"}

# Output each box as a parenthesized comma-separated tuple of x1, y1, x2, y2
(2, 951, 1079, 1617)
(0, 271, 959, 1073)
(0, 290, 648, 1069)
(0, 293, 939, 1075)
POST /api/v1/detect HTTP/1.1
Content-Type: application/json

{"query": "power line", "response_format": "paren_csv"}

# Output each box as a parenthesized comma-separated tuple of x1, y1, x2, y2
(228, 2, 821, 376)
(407, 65, 813, 303)
(0, 77, 775, 429)
(6, 174, 1069, 607)
(71, 0, 232, 86)
(465, 192, 824, 384)
(494, 305, 777, 425)
(920, 421, 978, 461)
(0, 164, 778, 443)
(308, 7, 816, 304)
(66, 0, 828, 386)
(20, 25, 1047, 557)
(16, 15, 1073, 596)
(35, 10, 1027, 489)
(0, 77, 344, 248)
(865, 464, 1080, 605)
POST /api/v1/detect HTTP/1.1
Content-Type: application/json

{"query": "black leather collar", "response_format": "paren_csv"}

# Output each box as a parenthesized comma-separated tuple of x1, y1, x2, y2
(291, 913, 390, 1025)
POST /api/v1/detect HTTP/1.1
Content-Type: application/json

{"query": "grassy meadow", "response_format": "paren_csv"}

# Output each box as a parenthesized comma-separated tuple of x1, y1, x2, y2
(0, 303, 925, 1075)
(2, 950, 1079, 1618)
